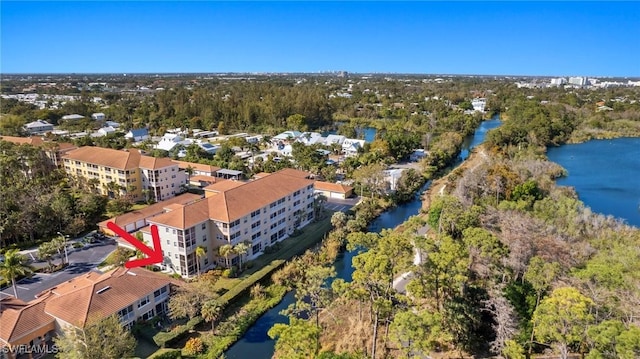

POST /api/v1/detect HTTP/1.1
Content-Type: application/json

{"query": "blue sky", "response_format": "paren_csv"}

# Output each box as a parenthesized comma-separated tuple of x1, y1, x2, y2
(1, 1, 639, 76)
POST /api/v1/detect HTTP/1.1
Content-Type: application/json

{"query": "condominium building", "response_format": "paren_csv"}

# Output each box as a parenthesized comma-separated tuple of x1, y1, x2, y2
(0, 268, 177, 359)
(143, 169, 316, 277)
(62, 146, 186, 202)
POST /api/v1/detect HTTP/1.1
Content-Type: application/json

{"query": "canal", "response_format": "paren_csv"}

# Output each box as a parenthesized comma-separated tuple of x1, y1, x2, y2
(225, 115, 501, 358)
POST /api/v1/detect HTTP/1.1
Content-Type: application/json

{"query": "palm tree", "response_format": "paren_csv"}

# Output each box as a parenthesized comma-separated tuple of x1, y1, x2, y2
(0, 249, 32, 298)
(218, 244, 233, 268)
(38, 241, 57, 271)
(195, 246, 206, 276)
(233, 241, 250, 272)
(314, 193, 327, 219)
(201, 300, 223, 333)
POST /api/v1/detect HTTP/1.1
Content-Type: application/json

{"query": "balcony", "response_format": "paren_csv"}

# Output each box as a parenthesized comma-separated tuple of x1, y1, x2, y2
(154, 293, 169, 303)
(119, 312, 135, 324)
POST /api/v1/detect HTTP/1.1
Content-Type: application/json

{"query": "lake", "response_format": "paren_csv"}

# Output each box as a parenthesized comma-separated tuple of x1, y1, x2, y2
(546, 137, 640, 227)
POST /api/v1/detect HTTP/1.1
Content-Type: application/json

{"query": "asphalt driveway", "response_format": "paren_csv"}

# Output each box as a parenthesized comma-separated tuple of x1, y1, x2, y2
(1, 240, 117, 301)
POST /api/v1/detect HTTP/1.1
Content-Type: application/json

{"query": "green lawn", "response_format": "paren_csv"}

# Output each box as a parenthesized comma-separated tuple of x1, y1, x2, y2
(212, 212, 334, 293)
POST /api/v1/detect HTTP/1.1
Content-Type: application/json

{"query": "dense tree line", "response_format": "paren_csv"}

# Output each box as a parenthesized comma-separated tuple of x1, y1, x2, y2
(0, 141, 107, 248)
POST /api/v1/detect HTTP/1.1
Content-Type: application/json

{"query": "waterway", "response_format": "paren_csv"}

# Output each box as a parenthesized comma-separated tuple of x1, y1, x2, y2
(225, 116, 501, 358)
(546, 137, 640, 228)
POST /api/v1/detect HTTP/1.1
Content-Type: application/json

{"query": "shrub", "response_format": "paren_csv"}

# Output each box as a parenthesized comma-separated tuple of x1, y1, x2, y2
(183, 337, 204, 356)
(222, 267, 236, 278)
(152, 317, 203, 348)
(218, 260, 286, 307)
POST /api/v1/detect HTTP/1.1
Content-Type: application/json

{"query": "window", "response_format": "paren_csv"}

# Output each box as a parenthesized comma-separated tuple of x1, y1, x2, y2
(154, 286, 168, 298)
(201, 223, 206, 230)
(178, 227, 196, 248)
(251, 209, 260, 218)
(252, 243, 262, 254)
(271, 233, 278, 243)
(251, 221, 261, 229)
(142, 309, 155, 321)
(166, 240, 170, 245)
(252, 232, 261, 240)
(138, 295, 150, 308)
(118, 305, 134, 322)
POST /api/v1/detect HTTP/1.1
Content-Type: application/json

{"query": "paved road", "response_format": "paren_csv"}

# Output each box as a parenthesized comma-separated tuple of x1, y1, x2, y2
(1, 241, 117, 301)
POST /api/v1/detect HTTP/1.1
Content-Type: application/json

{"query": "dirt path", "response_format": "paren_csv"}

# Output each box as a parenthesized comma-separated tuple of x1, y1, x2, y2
(421, 145, 489, 212)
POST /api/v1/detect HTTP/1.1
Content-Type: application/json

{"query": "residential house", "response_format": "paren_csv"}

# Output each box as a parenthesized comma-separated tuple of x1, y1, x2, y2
(23, 120, 54, 135)
(297, 132, 324, 145)
(61, 114, 85, 121)
(342, 138, 365, 158)
(124, 128, 149, 142)
(314, 181, 354, 199)
(91, 113, 106, 121)
(197, 142, 219, 155)
(0, 267, 177, 358)
(143, 169, 316, 277)
(62, 146, 185, 202)
(95, 126, 117, 137)
(105, 121, 121, 128)
(156, 134, 192, 152)
(271, 131, 302, 149)
(324, 134, 346, 146)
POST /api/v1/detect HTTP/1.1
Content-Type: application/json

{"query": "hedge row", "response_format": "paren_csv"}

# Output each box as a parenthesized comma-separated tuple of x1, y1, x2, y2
(153, 316, 203, 348)
(217, 259, 286, 307)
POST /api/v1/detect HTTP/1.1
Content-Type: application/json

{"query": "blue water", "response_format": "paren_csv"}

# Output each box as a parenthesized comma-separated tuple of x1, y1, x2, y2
(225, 117, 500, 358)
(459, 116, 502, 161)
(547, 138, 640, 227)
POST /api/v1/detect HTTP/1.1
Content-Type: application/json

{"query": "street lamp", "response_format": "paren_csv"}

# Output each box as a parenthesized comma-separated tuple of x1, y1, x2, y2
(57, 232, 69, 265)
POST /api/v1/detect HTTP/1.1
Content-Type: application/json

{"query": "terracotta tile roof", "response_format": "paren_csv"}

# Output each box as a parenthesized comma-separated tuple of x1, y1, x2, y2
(148, 198, 211, 229)
(277, 168, 312, 179)
(171, 160, 220, 174)
(253, 172, 272, 179)
(139, 156, 177, 170)
(56, 142, 78, 151)
(212, 172, 313, 222)
(149, 170, 314, 227)
(98, 193, 203, 230)
(0, 296, 54, 344)
(0, 135, 45, 146)
(43, 267, 177, 328)
(203, 180, 246, 194)
(62, 146, 142, 170)
(314, 181, 354, 194)
(189, 175, 218, 184)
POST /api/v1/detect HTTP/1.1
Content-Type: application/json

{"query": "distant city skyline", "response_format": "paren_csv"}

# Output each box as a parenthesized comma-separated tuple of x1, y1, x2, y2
(1, 1, 639, 76)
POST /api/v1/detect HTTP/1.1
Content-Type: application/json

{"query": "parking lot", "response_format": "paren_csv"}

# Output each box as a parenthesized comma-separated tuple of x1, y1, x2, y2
(324, 196, 360, 213)
(1, 239, 117, 301)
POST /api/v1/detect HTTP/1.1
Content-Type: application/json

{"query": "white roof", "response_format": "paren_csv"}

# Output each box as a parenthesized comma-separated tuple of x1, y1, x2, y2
(62, 114, 85, 120)
(325, 134, 346, 144)
(25, 120, 53, 128)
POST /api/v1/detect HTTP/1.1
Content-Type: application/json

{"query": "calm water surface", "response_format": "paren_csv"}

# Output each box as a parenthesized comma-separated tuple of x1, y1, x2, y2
(547, 138, 640, 228)
(225, 117, 500, 358)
